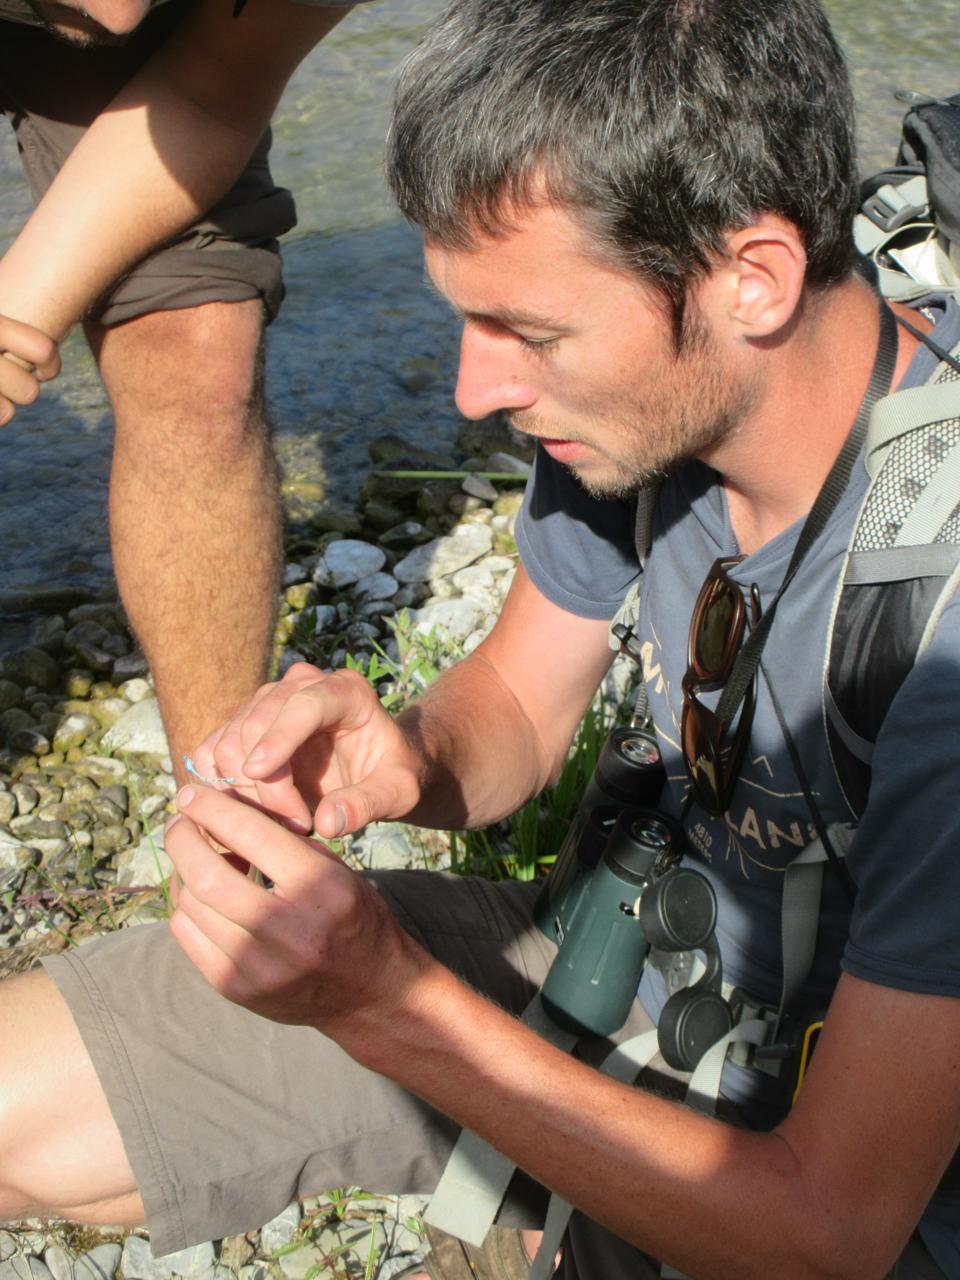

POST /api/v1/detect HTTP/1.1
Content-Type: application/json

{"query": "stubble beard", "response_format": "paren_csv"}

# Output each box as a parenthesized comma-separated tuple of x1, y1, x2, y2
(24, 0, 129, 45)
(511, 318, 760, 500)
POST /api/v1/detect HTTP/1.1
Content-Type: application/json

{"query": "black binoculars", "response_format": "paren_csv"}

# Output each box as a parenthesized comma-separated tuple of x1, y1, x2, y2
(533, 728, 733, 1071)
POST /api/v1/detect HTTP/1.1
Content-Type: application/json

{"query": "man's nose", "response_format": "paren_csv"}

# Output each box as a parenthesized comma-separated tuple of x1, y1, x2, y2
(88, 0, 153, 33)
(454, 322, 538, 421)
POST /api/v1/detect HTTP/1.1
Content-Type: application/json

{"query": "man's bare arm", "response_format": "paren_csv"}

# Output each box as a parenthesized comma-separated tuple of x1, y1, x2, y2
(167, 786, 960, 1280)
(193, 565, 617, 836)
(0, 0, 352, 340)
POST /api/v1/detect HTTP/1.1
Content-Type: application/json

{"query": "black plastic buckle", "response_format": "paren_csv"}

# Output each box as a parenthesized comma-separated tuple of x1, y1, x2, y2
(612, 621, 644, 666)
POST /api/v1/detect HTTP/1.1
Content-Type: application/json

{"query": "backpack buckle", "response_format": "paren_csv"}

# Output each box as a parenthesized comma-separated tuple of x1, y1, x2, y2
(861, 182, 929, 233)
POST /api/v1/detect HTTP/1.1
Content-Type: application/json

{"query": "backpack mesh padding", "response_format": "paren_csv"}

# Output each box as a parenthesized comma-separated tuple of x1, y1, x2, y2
(827, 353, 960, 817)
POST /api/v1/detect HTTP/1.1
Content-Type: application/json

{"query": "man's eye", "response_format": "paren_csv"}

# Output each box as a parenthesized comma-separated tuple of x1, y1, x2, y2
(517, 334, 559, 355)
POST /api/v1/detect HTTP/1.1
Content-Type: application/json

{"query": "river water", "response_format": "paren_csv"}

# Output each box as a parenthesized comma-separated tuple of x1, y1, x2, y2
(0, 0, 957, 621)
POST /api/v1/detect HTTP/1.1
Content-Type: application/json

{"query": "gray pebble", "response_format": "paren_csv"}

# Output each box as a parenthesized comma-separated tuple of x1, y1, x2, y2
(0, 1259, 54, 1280)
(120, 1238, 215, 1280)
(43, 1245, 75, 1280)
(99, 785, 130, 815)
(258, 1203, 301, 1255)
(485, 451, 532, 476)
(76, 1244, 122, 1280)
(274, 1248, 319, 1280)
(311, 605, 338, 634)
(10, 815, 68, 840)
(352, 571, 398, 602)
(461, 473, 498, 502)
(236, 1267, 270, 1280)
(10, 729, 51, 757)
(0, 1233, 16, 1263)
(313, 540, 386, 589)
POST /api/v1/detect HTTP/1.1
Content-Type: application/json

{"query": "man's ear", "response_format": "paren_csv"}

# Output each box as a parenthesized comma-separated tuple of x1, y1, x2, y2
(720, 215, 807, 338)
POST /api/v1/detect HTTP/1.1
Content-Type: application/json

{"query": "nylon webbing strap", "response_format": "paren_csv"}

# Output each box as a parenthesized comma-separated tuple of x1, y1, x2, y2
(528, 1031, 662, 1280)
(424, 994, 577, 1248)
(865, 381, 960, 477)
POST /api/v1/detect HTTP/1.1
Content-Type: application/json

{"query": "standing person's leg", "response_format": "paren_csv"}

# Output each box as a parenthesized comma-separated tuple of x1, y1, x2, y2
(84, 299, 282, 776)
(1, 15, 296, 782)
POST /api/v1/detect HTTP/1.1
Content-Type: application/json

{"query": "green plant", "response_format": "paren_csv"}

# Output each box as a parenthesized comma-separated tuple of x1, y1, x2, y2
(344, 610, 461, 711)
(449, 688, 632, 882)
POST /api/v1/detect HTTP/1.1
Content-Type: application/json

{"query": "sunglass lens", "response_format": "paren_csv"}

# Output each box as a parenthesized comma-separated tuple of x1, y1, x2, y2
(695, 582, 738, 676)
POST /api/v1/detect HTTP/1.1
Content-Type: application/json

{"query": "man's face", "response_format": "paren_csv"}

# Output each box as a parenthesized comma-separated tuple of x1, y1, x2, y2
(424, 203, 760, 499)
(25, 0, 161, 45)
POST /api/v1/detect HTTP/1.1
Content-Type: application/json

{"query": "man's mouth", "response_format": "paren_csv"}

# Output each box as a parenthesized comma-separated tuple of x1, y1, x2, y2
(539, 438, 589, 464)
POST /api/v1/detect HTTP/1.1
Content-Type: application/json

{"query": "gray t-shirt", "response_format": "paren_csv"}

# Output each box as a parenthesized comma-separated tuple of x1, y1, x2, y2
(517, 298, 960, 1270)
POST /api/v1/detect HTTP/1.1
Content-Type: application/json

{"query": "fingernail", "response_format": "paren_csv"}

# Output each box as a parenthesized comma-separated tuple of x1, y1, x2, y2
(246, 747, 266, 767)
(177, 786, 197, 809)
(333, 803, 348, 837)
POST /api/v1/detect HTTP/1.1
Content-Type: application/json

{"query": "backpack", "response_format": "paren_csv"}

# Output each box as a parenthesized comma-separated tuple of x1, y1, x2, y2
(626, 89, 960, 822)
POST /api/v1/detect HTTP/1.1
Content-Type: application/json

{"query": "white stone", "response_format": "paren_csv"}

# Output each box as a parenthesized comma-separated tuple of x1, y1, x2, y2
(0, 832, 27, 871)
(350, 822, 416, 871)
(412, 597, 486, 643)
(0, 1236, 15, 1265)
(102, 700, 169, 757)
(119, 678, 153, 705)
(478, 555, 515, 575)
(115, 826, 171, 889)
(258, 1203, 301, 1256)
(462, 629, 487, 656)
(450, 565, 495, 594)
(352, 571, 398, 602)
(312, 540, 386, 588)
(393, 525, 493, 584)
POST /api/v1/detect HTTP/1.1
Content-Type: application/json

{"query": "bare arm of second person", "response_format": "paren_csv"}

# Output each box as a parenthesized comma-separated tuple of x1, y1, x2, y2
(0, 0, 352, 403)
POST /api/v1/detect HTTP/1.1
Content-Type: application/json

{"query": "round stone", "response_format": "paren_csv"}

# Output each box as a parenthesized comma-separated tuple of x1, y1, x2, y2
(312, 540, 386, 589)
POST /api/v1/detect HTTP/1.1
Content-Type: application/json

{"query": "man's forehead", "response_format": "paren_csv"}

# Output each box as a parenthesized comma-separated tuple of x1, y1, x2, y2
(422, 206, 661, 327)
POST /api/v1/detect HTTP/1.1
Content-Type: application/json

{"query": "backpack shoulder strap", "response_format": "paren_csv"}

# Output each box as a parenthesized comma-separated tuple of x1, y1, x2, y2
(822, 335, 960, 819)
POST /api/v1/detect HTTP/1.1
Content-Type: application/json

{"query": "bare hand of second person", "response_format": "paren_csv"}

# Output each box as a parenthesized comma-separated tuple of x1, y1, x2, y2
(0, 316, 61, 425)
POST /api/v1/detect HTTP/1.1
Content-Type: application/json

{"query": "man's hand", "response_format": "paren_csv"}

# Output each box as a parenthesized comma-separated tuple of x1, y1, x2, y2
(166, 784, 429, 1032)
(0, 318, 60, 425)
(191, 663, 424, 840)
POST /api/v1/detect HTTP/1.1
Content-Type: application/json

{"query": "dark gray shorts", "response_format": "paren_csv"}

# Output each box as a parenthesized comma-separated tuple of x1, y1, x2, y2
(40, 869, 947, 1280)
(0, 3, 293, 326)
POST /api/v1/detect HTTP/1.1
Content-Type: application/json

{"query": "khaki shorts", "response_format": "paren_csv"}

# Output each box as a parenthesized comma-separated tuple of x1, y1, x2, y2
(41, 869, 948, 1280)
(0, 2, 293, 326)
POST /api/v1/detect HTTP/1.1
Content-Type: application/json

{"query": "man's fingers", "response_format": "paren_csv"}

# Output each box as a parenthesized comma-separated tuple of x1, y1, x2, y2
(175, 786, 338, 891)
(242, 668, 375, 779)
(0, 356, 43, 407)
(168, 906, 254, 1005)
(0, 316, 58, 369)
(314, 767, 417, 839)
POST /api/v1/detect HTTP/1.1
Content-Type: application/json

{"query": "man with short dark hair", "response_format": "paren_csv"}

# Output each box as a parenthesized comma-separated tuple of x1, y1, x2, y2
(2, 2, 959, 1278)
(0, 0, 369, 778)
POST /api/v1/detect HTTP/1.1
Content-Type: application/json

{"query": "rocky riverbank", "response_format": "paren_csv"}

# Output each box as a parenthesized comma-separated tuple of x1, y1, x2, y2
(0, 415, 541, 1280)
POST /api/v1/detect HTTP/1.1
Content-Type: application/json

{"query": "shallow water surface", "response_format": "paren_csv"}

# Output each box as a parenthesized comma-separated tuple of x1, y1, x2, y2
(0, 0, 956, 617)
